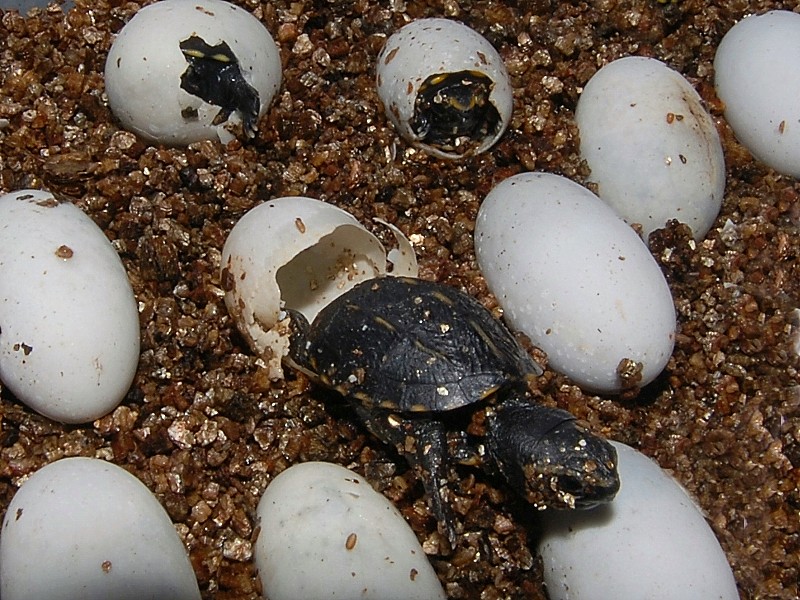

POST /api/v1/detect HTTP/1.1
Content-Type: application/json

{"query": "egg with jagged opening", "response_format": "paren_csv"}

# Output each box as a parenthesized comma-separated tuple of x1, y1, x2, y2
(221, 197, 418, 380)
(105, 0, 281, 146)
(376, 18, 512, 160)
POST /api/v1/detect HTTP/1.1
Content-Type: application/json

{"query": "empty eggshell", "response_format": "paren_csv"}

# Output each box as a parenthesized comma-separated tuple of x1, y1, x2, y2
(254, 461, 445, 600)
(221, 197, 417, 378)
(714, 10, 800, 178)
(538, 441, 739, 600)
(0, 457, 201, 600)
(105, 0, 281, 145)
(376, 18, 512, 159)
(576, 56, 725, 242)
(0, 190, 140, 424)
(474, 172, 676, 393)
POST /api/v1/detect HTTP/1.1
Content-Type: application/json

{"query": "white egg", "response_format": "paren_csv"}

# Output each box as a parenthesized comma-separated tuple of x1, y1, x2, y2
(0, 190, 140, 424)
(576, 56, 725, 242)
(714, 10, 800, 177)
(474, 172, 675, 393)
(221, 197, 417, 379)
(105, 0, 281, 145)
(0, 457, 200, 600)
(254, 462, 445, 600)
(538, 441, 739, 600)
(376, 18, 512, 159)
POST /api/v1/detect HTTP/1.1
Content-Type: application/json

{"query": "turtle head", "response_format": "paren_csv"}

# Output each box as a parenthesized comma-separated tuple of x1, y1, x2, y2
(486, 400, 619, 510)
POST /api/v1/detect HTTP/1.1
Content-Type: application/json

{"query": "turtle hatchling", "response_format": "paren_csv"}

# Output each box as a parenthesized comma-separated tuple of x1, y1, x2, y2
(179, 35, 260, 137)
(287, 276, 620, 544)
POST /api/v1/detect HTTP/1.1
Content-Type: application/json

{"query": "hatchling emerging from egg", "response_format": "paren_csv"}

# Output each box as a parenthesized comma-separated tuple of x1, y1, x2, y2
(287, 276, 620, 544)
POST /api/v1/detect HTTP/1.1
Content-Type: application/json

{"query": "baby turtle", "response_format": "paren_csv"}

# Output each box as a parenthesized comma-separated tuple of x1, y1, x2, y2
(179, 35, 260, 138)
(288, 276, 619, 544)
(409, 70, 501, 152)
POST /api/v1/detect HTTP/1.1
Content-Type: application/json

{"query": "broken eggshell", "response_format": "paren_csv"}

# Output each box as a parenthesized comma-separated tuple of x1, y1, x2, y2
(221, 197, 417, 379)
(376, 18, 512, 159)
(104, 0, 281, 145)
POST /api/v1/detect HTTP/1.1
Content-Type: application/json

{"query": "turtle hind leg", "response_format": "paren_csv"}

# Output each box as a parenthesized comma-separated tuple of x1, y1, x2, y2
(353, 405, 459, 547)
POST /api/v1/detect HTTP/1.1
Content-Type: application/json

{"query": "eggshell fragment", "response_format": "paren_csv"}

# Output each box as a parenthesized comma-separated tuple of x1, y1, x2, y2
(474, 172, 675, 393)
(538, 441, 739, 600)
(105, 0, 281, 145)
(254, 462, 445, 600)
(221, 197, 417, 378)
(714, 10, 800, 177)
(0, 457, 201, 600)
(376, 18, 512, 159)
(576, 56, 725, 242)
(0, 190, 140, 424)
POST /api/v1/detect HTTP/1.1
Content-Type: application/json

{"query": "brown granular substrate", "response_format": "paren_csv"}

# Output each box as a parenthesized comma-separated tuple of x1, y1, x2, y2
(0, 0, 798, 598)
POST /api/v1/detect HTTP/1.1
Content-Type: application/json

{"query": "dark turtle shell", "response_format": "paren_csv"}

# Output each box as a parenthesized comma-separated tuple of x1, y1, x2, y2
(294, 276, 542, 412)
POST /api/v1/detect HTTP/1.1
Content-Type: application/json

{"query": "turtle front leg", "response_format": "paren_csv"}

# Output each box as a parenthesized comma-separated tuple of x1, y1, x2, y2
(354, 405, 458, 547)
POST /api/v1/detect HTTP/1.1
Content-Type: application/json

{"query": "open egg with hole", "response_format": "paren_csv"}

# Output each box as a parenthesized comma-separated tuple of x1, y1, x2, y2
(0, 190, 140, 424)
(221, 197, 417, 379)
(576, 56, 725, 243)
(376, 18, 512, 159)
(474, 172, 676, 394)
(0, 457, 201, 600)
(105, 0, 281, 145)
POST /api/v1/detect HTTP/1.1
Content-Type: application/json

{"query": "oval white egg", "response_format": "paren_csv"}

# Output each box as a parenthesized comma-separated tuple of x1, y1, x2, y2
(714, 10, 800, 177)
(576, 56, 725, 242)
(538, 441, 739, 600)
(105, 0, 281, 145)
(474, 172, 675, 393)
(0, 457, 201, 600)
(0, 190, 140, 424)
(254, 462, 445, 600)
(376, 18, 512, 159)
(221, 197, 417, 379)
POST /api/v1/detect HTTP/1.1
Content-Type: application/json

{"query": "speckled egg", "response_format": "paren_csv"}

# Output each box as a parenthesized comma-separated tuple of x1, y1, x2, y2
(714, 10, 800, 178)
(576, 56, 725, 242)
(105, 0, 281, 145)
(0, 190, 140, 424)
(538, 441, 739, 600)
(376, 18, 512, 159)
(474, 172, 676, 394)
(254, 462, 445, 600)
(0, 457, 201, 600)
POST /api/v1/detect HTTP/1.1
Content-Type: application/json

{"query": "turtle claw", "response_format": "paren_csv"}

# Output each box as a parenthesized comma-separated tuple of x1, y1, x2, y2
(355, 405, 460, 548)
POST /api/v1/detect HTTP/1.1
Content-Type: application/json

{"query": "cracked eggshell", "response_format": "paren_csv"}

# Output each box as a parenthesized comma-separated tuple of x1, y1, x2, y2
(0, 457, 201, 600)
(254, 462, 446, 600)
(474, 172, 676, 394)
(538, 442, 738, 600)
(376, 18, 512, 159)
(105, 0, 281, 145)
(221, 197, 417, 379)
(714, 10, 800, 178)
(576, 57, 725, 243)
(0, 190, 140, 424)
